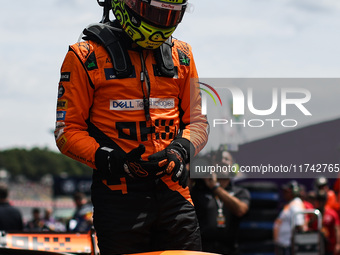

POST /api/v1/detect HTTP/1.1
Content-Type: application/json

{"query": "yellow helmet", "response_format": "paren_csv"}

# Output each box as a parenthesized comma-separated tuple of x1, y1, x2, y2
(111, 0, 188, 49)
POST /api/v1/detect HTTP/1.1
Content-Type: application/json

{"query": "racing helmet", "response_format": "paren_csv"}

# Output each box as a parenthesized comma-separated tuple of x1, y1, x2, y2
(111, 0, 188, 49)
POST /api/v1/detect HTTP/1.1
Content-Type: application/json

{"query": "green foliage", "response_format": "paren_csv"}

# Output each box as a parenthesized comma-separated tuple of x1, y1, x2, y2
(0, 147, 92, 180)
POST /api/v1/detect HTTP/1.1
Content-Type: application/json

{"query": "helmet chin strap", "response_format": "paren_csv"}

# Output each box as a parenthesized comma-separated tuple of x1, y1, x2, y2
(97, 0, 112, 23)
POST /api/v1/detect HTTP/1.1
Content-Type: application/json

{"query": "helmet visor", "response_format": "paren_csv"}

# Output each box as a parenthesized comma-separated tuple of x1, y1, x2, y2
(124, 0, 187, 27)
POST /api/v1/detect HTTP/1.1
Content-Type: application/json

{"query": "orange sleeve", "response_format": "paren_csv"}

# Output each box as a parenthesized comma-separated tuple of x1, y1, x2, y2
(326, 190, 340, 212)
(55, 44, 100, 169)
(176, 42, 209, 156)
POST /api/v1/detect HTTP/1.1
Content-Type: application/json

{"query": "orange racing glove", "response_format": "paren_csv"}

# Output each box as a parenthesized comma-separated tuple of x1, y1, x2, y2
(148, 138, 192, 188)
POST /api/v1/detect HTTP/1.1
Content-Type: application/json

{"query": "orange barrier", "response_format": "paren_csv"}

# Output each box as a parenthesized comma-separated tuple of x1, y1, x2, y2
(0, 231, 219, 255)
(1, 231, 97, 254)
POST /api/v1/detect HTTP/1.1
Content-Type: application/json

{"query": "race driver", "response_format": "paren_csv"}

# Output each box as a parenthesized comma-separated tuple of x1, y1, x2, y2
(55, 0, 209, 254)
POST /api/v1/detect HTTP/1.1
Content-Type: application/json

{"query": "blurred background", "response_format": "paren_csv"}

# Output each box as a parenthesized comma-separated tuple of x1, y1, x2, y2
(1, 0, 340, 254)
(1, 0, 340, 151)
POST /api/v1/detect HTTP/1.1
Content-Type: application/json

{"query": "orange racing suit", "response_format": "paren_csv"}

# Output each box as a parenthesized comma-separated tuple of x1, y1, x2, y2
(55, 36, 208, 197)
(55, 29, 208, 253)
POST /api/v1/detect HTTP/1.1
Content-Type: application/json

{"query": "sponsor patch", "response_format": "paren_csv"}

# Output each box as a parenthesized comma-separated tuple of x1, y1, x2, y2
(150, 0, 182, 10)
(55, 121, 65, 128)
(104, 68, 136, 80)
(110, 98, 175, 111)
(54, 127, 64, 140)
(57, 99, 68, 110)
(56, 135, 67, 150)
(60, 72, 71, 82)
(54, 122, 66, 140)
(104, 68, 117, 80)
(85, 52, 98, 70)
(178, 49, 190, 66)
(58, 84, 65, 98)
(55, 122, 66, 140)
(56, 111, 66, 121)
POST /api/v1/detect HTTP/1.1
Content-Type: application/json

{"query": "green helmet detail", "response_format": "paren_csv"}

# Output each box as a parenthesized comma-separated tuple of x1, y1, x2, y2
(111, 0, 187, 49)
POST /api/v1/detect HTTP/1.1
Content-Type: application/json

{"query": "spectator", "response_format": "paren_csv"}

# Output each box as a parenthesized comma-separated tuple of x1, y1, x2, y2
(25, 207, 45, 232)
(68, 192, 93, 233)
(300, 184, 314, 210)
(191, 150, 250, 255)
(299, 184, 314, 227)
(273, 180, 306, 255)
(0, 182, 23, 231)
(334, 179, 340, 217)
(312, 190, 340, 255)
(42, 207, 66, 232)
(315, 177, 340, 216)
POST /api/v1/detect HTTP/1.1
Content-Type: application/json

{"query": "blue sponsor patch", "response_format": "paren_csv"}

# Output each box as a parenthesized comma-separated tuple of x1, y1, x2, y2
(104, 67, 136, 80)
(104, 68, 117, 80)
(56, 111, 67, 121)
(58, 84, 65, 98)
